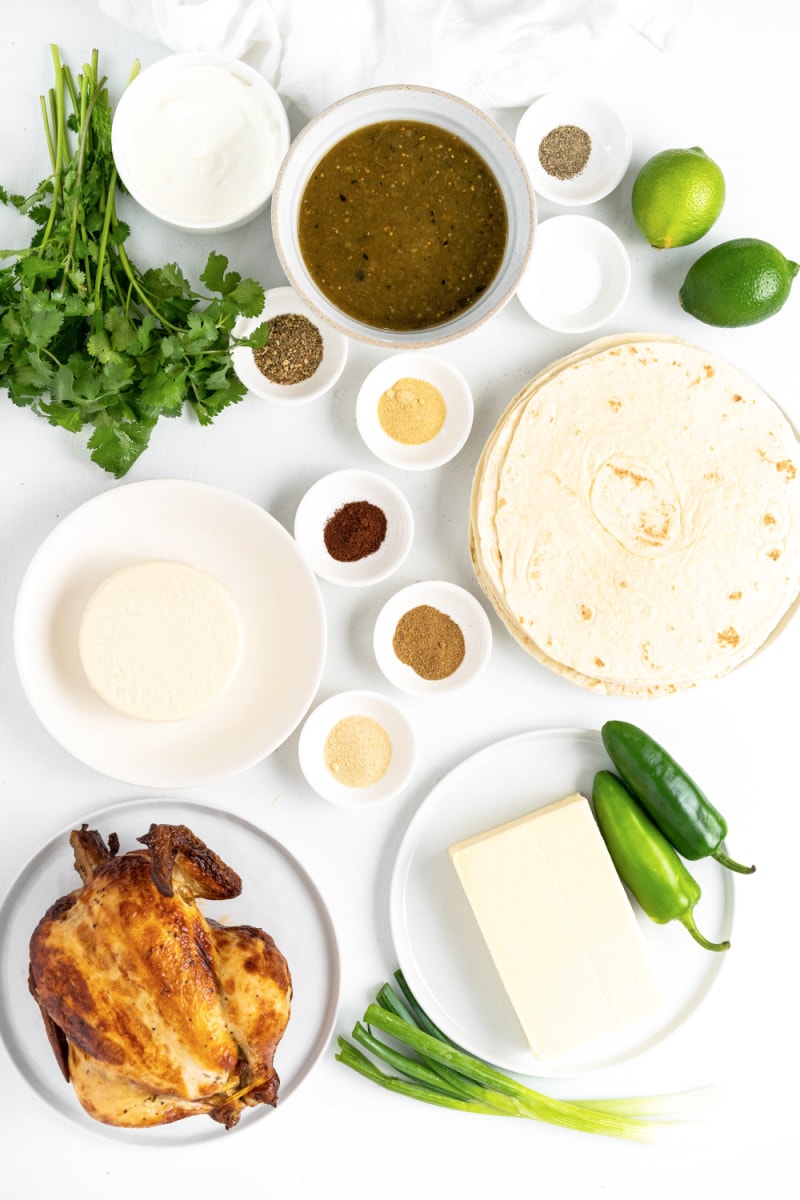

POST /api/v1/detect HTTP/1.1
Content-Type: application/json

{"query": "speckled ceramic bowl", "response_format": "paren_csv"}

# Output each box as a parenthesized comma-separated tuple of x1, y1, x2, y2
(272, 85, 536, 349)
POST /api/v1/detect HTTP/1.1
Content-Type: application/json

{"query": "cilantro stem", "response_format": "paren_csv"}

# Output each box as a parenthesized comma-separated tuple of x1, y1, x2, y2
(39, 95, 56, 173)
(38, 47, 66, 254)
(63, 71, 107, 291)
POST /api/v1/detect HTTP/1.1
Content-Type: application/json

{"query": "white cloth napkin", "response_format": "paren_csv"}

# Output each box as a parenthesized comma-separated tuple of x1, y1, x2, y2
(98, 0, 686, 117)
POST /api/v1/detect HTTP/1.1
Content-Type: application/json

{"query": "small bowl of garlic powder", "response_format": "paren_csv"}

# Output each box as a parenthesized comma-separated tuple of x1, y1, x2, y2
(298, 690, 417, 806)
(355, 352, 474, 471)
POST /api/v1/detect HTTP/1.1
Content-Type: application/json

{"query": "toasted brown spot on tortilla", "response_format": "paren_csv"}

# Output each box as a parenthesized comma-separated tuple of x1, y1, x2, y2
(763, 513, 777, 525)
(732, 393, 744, 403)
(608, 397, 622, 412)
(594, 657, 605, 668)
(777, 459, 796, 479)
(611, 465, 650, 486)
(704, 364, 715, 378)
(717, 627, 741, 648)
(767, 548, 782, 560)
(579, 604, 593, 621)
(728, 590, 742, 600)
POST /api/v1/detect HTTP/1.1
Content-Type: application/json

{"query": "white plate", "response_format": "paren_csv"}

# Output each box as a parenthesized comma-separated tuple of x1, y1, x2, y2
(232, 286, 349, 403)
(390, 728, 734, 1078)
(13, 480, 326, 788)
(0, 798, 340, 1143)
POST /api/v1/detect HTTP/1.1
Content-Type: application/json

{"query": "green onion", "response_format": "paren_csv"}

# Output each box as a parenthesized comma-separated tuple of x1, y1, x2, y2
(334, 971, 709, 1143)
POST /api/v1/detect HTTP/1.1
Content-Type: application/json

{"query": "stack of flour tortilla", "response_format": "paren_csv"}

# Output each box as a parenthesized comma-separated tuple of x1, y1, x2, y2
(470, 334, 800, 695)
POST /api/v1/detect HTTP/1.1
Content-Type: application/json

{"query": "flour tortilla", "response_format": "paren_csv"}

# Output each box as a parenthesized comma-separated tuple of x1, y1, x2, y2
(470, 334, 800, 694)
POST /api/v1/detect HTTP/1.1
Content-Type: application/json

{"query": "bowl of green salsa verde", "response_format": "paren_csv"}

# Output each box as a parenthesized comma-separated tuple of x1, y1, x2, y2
(272, 85, 536, 348)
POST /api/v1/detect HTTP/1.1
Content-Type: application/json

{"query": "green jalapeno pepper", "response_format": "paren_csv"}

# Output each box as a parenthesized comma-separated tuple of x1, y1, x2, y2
(592, 770, 730, 953)
(600, 720, 755, 875)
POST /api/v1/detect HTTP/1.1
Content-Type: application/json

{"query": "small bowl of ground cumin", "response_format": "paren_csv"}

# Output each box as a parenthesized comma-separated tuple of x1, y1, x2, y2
(232, 285, 348, 402)
(515, 90, 632, 207)
(294, 468, 414, 587)
(298, 689, 417, 806)
(356, 352, 474, 471)
(373, 580, 493, 695)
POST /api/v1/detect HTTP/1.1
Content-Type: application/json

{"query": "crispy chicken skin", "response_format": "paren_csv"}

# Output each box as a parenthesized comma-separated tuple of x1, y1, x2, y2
(28, 823, 292, 1129)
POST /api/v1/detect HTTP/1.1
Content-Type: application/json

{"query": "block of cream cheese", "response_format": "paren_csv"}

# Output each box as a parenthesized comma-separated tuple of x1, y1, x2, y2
(449, 793, 661, 1060)
(79, 560, 244, 722)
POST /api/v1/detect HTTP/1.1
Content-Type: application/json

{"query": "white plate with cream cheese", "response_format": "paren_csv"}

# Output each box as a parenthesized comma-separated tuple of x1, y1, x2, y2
(13, 480, 326, 788)
(390, 727, 734, 1078)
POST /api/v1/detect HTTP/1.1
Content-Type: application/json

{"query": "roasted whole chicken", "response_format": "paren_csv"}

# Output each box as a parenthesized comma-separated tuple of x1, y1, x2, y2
(28, 822, 292, 1129)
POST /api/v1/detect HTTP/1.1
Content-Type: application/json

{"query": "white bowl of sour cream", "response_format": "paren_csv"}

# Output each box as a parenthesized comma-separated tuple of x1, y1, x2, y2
(112, 52, 290, 233)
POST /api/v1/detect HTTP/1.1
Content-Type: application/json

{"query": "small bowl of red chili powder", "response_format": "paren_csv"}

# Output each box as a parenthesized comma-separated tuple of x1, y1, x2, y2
(293, 468, 414, 587)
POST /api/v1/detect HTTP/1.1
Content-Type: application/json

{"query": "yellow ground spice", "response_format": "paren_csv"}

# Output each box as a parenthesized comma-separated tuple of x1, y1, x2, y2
(377, 377, 447, 445)
(323, 714, 393, 787)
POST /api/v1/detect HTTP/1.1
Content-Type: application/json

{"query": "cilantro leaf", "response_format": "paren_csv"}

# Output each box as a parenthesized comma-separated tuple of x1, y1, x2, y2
(0, 48, 271, 476)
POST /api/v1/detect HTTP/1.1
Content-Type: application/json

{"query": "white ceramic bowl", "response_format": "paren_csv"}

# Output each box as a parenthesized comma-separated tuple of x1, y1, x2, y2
(232, 287, 348, 403)
(112, 52, 290, 233)
(298, 690, 417, 806)
(294, 469, 414, 587)
(516, 215, 631, 334)
(515, 90, 632, 207)
(355, 353, 474, 471)
(272, 85, 535, 348)
(373, 580, 493, 696)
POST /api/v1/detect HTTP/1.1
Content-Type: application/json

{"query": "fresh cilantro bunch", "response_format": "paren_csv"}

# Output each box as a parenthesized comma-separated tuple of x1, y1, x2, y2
(0, 46, 269, 477)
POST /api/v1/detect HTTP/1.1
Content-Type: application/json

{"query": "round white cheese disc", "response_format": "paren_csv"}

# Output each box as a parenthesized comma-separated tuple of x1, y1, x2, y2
(79, 560, 244, 721)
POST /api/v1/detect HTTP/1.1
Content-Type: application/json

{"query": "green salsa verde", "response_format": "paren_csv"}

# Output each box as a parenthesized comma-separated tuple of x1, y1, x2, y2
(297, 120, 508, 332)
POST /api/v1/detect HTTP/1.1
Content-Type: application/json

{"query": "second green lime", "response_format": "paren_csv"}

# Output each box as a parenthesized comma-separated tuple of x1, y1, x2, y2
(679, 238, 798, 326)
(631, 146, 725, 249)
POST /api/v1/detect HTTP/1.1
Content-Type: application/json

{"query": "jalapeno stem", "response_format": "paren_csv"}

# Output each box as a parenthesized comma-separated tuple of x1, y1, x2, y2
(680, 912, 730, 952)
(713, 848, 756, 874)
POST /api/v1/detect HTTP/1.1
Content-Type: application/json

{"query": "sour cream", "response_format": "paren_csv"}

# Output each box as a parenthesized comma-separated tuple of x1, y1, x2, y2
(113, 58, 288, 229)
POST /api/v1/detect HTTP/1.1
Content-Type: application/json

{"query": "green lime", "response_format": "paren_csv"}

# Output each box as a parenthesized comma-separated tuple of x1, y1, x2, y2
(631, 147, 725, 249)
(679, 238, 799, 327)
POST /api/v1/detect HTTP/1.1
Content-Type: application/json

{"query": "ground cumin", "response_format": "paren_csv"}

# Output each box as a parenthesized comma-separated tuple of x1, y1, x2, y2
(392, 604, 466, 680)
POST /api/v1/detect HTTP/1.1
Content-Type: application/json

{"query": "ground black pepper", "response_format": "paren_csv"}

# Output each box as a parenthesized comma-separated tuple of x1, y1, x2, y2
(323, 500, 387, 562)
(538, 125, 592, 181)
(253, 312, 324, 384)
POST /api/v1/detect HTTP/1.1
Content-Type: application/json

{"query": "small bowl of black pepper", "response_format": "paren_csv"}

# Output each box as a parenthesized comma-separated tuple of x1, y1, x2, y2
(294, 468, 414, 587)
(231, 285, 348, 402)
(514, 90, 632, 207)
(373, 580, 493, 695)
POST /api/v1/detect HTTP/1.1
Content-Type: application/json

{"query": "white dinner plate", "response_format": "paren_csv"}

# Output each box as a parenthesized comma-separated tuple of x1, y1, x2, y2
(390, 728, 735, 1078)
(13, 480, 326, 788)
(0, 798, 341, 1144)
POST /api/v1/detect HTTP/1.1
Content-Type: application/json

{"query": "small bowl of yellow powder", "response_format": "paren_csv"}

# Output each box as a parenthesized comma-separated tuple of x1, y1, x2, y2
(373, 580, 493, 696)
(298, 689, 417, 806)
(355, 352, 474, 471)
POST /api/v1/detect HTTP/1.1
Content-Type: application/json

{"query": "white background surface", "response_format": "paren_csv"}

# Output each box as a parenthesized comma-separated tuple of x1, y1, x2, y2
(1, 2, 797, 1196)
